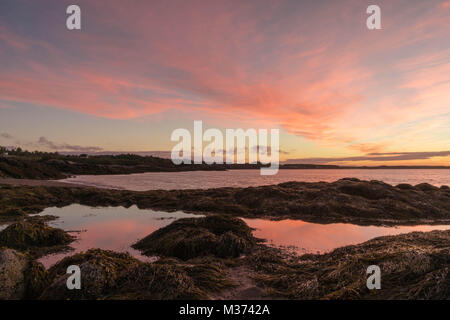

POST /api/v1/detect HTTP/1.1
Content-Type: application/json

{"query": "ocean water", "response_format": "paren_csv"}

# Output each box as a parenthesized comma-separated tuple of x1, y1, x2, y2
(60, 169, 450, 191)
(21, 204, 449, 268)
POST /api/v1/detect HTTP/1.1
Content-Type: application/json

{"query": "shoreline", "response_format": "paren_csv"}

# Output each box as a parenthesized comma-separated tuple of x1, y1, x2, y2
(0, 178, 90, 188)
(1, 215, 448, 300)
(2, 177, 450, 227)
(1, 177, 449, 300)
(2, 152, 450, 181)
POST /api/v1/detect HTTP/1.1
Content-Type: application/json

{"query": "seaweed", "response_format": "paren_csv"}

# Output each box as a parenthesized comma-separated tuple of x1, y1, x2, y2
(247, 230, 450, 300)
(0, 221, 75, 257)
(132, 215, 258, 259)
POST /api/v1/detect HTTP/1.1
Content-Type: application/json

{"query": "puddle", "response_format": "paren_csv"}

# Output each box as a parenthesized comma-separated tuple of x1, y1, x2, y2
(34, 204, 203, 268)
(244, 218, 450, 255)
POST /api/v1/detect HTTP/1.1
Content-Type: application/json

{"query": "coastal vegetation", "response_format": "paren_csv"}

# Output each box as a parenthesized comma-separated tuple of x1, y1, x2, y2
(2, 147, 449, 180)
(0, 147, 228, 179)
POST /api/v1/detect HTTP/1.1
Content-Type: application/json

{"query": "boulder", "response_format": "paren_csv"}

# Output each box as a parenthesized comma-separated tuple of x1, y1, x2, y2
(0, 248, 28, 299)
(0, 221, 74, 251)
(133, 215, 258, 260)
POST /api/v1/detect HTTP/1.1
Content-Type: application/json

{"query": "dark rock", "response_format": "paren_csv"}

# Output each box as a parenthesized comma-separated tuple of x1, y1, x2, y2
(40, 249, 140, 300)
(415, 183, 438, 191)
(110, 263, 203, 299)
(216, 231, 252, 258)
(24, 260, 49, 299)
(396, 183, 414, 190)
(2, 178, 450, 226)
(40, 248, 233, 300)
(0, 248, 28, 299)
(250, 229, 450, 300)
(0, 221, 74, 251)
(133, 215, 257, 260)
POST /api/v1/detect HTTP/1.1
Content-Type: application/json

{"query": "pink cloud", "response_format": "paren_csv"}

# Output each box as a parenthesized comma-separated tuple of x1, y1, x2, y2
(0, 0, 449, 153)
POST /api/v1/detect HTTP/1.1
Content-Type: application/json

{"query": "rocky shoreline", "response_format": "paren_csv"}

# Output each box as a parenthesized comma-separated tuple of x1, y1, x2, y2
(0, 152, 230, 179)
(1, 178, 449, 300)
(0, 215, 448, 300)
(1, 177, 449, 226)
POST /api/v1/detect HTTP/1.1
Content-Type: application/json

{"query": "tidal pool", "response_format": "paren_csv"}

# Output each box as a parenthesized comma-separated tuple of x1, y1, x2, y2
(244, 218, 450, 255)
(16, 204, 449, 268)
(35, 205, 203, 268)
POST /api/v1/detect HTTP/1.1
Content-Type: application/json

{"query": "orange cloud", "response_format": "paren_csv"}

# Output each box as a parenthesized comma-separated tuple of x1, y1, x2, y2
(0, 0, 449, 157)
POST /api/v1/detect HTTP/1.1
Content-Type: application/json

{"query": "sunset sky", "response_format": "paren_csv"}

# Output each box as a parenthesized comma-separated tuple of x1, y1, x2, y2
(1, 0, 449, 165)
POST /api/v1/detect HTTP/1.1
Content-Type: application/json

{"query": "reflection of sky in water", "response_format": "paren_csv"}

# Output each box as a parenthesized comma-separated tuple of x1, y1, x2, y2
(36, 205, 203, 268)
(3, 204, 448, 269)
(244, 218, 450, 255)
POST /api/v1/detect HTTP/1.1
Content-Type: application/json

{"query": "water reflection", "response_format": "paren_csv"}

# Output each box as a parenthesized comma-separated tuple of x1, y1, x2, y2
(36, 205, 202, 268)
(244, 218, 450, 255)
(20, 204, 450, 268)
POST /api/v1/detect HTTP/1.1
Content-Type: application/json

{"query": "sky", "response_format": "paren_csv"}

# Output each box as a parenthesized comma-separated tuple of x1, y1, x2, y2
(0, 0, 449, 165)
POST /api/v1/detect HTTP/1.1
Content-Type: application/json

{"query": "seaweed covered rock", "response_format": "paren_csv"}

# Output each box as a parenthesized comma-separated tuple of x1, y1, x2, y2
(2, 178, 450, 226)
(110, 263, 204, 299)
(0, 248, 28, 299)
(132, 215, 258, 260)
(0, 221, 74, 251)
(39, 248, 234, 300)
(24, 260, 50, 299)
(216, 231, 251, 258)
(249, 229, 450, 300)
(317, 229, 450, 300)
(0, 247, 49, 300)
(40, 249, 141, 300)
(0, 208, 26, 223)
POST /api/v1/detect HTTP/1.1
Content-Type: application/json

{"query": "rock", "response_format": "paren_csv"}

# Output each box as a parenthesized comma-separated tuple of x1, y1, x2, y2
(2, 178, 450, 227)
(1, 208, 26, 217)
(216, 231, 252, 258)
(24, 261, 49, 299)
(132, 215, 257, 260)
(0, 248, 28, 299)
(249, 229, 450, 300)
(396, 183, 414, 190)
(39, 248, 230, 300)
(336, 179, 393, 200)
(40, 249, 140, 300)
(0, 221, 74, 251)
(415, 183, 438, 191)
(110, 263, 203, 299)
